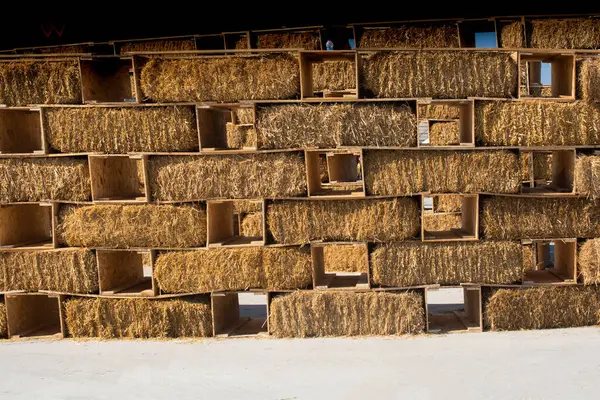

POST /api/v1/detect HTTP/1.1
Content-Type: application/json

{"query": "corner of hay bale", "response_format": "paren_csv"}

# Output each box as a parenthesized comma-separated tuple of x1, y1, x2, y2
(484, 286, 600, 331)
(428, 121, 460, 145)
(1, 249, 98, 293)
(266, 198, 420, 244)
(58, 204, 207, 248)
(575, 155, 600, 199)
(500, 21, 524, 48)
(225, 123, 257, 149)
(578, 238, 600, 284)
(0, 301, 6, 338)
(579, 57, 600, 102)
(240, 212, 263, 237)
(0, 59, 82, 106)
(139, 53, 300, 102)
(64, 296, 213, 338)
(371, 241, 524, 287)
(322, 245, 368, 273)
(269, 291, 425, 337)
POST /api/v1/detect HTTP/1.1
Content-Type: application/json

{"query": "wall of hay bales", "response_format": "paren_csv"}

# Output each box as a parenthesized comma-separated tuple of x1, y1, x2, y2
(0, 59, 82, 106)
(0, 157, 91, 202)
(43, 106, 199, 153)
(154, 246, 312, 293)
(0, 249, 98, 293)
(139, 54, 300, 102)
(64, 296, 213, 338)
(58, 204, 207, 248)
(484, 286, 600, 331)
(269, 291, 425, 337)
(364, 150, 520, 195)
(481, 197, 600, 239)
(267, 198, 420, 244)
(371, 241, 524, 287)
(361, 51, 517, 98)
(256, 102, 416, 148)
(147, 152, 307, 200)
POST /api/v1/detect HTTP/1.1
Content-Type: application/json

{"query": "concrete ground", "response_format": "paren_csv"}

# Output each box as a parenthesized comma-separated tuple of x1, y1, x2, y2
(2, 289, 598, 399)
(1, 327, 599, 399)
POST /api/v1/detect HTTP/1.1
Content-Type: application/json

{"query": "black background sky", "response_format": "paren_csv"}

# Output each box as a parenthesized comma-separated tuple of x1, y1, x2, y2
(1, 4, 598, 50)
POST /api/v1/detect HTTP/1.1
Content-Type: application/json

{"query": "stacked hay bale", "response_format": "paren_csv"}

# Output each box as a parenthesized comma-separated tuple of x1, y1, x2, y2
(4, 16, 600, 341)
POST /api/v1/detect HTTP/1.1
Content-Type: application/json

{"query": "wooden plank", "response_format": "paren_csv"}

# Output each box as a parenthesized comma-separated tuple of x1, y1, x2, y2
(0, 204, 52, 247)
(211, 293, 240, 336)
(5, 293, 62, 338)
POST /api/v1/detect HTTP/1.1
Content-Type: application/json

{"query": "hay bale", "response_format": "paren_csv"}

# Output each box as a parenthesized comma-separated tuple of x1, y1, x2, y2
(339, 103, 416, 147)
(359, 25, 460, 48)
(418, 103, 461, 120)
(256, 103, 416, 148)
(500, 21, 524, 48)
(0, 59, 82, 106)
(476, 100, 600, 146)
(520, 152, 532, 181)
(232, 200, 262, 214)
(422, 213, 462, 231)
(1, 249, 98, 293)
(579, 239, 600, 284)
(225, 124, 257, 149)
(575, 155, 600, 199)
(154, 247, 312, 292)
(523, 244, 535, 271)
(482, 197, 600, 239)
(364, 150, 520, 195)
(533, 153, 552, 181)
(140, 54, 300, 102)
(64, 297, 213, 338)
(485, 286, 600, 331)
(44, 106, 198, 153)
(371, 241, 523, 287)
(428, 121, 460, 145)
(147, 153, 306, 201)
(256, 32, 320, 50)
(312, 60, 356, 92)
(0, 158, 90, 202)
(234, 108, 254, 124)
(323, 245, 368, 273)
(362, 51, 517, 98)
(241, 212, 263, 237)
(58, 204, 207, 248)
(267, 198, 420, 244)
(234, 36, 249, 49)
(119, 39, 196, 53)
(33, 45, 88, 54)
(269, 291, 425, 337)
(530, 19, 600, 49)
(435, 195, 463, 212)
(0, 301, 6, 338)
(579, 58, 600, 101)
